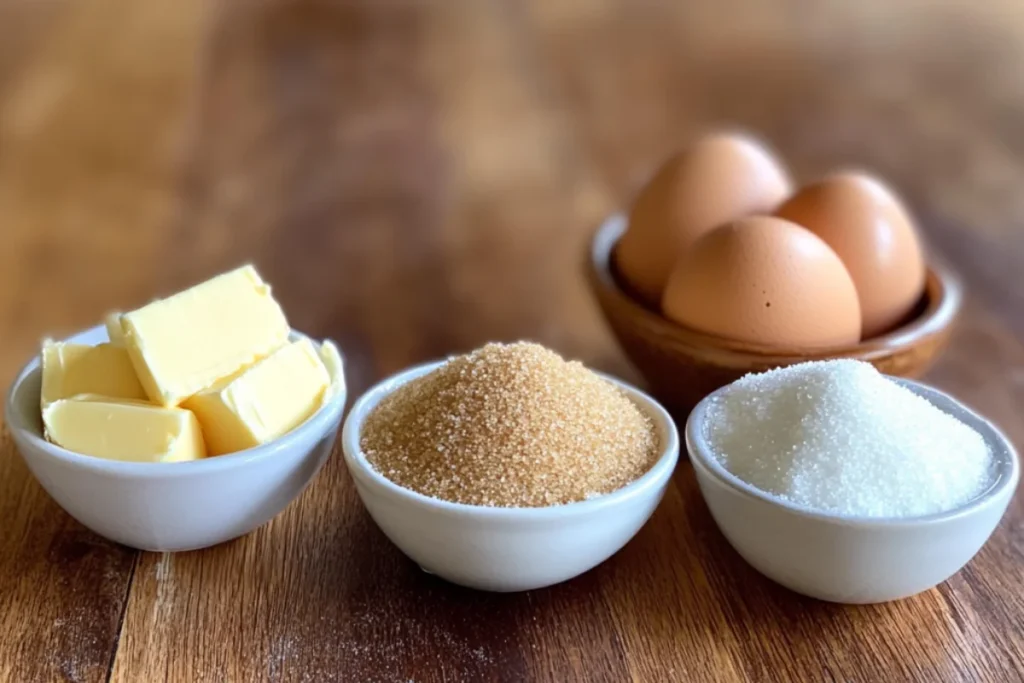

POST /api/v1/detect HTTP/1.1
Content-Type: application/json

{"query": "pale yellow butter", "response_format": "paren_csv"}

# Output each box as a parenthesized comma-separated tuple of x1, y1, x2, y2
(120, 265, 290, 407)
(183, 338, 330, 455)
(318, 339, 344, 403)
(43, 396, 206, 463)
(40, 340, 147, 407)
(104, 312, 126, 346)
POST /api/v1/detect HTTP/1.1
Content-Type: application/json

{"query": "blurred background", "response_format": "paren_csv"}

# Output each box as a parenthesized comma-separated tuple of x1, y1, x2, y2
(2, 0, 1023, 400)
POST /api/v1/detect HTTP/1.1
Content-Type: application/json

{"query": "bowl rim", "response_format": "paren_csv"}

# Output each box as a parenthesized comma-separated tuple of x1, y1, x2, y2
(685, 375, 1021, 527)
(588, 213, 963, 361)
(342, 359, 680, 520)
(5, 324, 348, 478)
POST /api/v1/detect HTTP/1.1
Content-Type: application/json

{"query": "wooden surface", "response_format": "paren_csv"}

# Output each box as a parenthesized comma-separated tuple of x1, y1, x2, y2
(1, 0, 1023, 681)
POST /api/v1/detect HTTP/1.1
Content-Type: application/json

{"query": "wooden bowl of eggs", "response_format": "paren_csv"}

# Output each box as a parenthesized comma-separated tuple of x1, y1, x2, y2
(587, 132, 962, 418)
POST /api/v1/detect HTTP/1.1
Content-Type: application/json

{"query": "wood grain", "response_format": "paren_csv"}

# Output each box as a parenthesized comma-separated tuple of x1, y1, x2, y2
(0, 0, 204, 680)
(0, 0, 1022, 681)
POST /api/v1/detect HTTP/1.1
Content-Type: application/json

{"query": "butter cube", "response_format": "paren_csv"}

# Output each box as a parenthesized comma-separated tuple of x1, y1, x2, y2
(43, 397, 206, 463)
(183, 338, 330, 455)
(41, 340, 147, 407)
(119, 265, 290, 406)
(104, 312, 126, 346)
(318, 339, 344, 402)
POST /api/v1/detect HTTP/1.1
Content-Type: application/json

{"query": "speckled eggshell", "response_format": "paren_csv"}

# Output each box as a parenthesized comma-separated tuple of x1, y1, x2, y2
(775, 173, 926, 338)
(661, 216, 862, 349)
(615, 132, 792, 306)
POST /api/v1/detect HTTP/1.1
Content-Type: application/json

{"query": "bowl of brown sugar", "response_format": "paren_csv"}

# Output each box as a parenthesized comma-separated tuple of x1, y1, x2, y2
(341, 342, 679, 592)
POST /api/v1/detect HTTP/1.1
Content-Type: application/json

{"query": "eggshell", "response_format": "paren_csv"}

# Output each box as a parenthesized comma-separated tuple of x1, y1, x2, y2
(615, 132, 792, 306)
(661, 216, 861, 349)
(775, 173, 925, 338)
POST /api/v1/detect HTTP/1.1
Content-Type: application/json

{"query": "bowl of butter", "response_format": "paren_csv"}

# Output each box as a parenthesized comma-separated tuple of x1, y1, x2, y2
(5, 265, 346, 552)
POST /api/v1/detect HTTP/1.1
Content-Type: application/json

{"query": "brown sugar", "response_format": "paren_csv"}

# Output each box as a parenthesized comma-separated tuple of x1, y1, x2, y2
(360, 342, 659, 507)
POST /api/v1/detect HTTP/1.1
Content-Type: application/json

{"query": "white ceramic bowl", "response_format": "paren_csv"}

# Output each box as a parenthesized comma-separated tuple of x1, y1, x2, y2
(686, 377, 1020, 604)
(6, 324, 347, 552)
(342, 361, 680, 592)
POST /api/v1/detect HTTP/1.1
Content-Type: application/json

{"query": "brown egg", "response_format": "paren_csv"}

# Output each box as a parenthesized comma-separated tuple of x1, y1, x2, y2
(615, 132, 792, 306)
(775, 173, 925, 338)
(661, 216, 861, 349)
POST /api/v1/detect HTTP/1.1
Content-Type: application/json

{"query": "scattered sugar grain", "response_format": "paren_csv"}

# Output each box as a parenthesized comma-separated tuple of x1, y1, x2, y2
(361, 342, 659, 507)
(705, 360, 993, 518)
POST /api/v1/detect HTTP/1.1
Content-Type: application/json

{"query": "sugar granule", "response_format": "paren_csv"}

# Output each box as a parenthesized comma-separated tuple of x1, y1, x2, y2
(361, 342, 659, 507)
(704, 359, 993, 518)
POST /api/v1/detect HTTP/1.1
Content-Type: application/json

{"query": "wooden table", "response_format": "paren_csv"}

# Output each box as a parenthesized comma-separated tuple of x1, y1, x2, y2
(2, 0, 1023, 681)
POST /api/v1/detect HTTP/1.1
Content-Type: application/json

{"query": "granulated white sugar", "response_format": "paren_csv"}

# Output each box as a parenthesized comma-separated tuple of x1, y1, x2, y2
(704, 360, 993, 518)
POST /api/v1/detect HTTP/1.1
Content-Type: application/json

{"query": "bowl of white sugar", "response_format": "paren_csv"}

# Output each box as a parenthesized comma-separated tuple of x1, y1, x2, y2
(685, 359, 1019, 604)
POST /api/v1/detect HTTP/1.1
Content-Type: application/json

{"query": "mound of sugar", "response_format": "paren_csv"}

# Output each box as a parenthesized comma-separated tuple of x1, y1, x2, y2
(361, 342, 658, 507)
(704, 359, 993, 518)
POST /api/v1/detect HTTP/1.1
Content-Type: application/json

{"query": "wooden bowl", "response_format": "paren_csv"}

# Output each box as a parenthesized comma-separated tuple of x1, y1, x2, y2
(586, 214, 963, 419)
